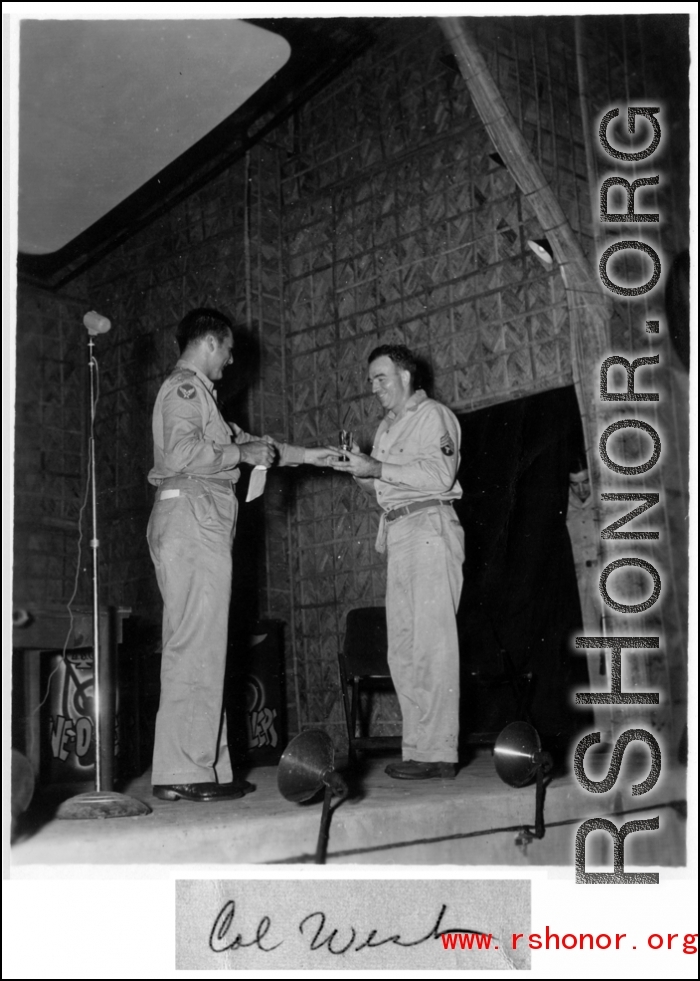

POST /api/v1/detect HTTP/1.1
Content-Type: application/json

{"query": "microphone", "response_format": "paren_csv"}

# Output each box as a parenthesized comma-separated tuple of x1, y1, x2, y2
(83, 311, 112, 335)
(12, 608, 31, 628)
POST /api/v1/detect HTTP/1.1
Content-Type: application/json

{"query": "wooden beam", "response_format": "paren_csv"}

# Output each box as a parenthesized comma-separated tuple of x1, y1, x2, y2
(438, 16, 612, 480)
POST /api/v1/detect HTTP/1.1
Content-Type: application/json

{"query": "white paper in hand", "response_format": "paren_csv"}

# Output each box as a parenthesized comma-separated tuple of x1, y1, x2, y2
(246, 465, 268, 502)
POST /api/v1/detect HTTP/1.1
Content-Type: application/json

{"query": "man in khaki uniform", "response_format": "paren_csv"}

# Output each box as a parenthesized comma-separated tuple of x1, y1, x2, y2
(331, 345, 464, 779)
(148, 308, 327, 802)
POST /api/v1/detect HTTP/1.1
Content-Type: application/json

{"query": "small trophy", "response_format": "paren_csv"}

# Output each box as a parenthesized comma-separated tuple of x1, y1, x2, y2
(338, 429, 354, 461)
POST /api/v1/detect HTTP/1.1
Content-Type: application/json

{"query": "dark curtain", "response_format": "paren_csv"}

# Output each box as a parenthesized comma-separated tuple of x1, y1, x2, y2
(454, 385, 592, 762)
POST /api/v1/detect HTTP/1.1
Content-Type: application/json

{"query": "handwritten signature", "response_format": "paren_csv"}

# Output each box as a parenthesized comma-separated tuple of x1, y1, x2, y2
(209, 900, 486, 955)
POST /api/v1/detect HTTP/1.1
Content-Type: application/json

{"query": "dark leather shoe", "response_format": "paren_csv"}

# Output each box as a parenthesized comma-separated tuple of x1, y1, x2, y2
(152, 780, 254, 802)
(384, 760, 457, 780)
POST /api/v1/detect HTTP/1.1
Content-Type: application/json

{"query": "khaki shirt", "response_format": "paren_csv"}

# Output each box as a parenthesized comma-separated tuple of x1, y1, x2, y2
(358, 389, 463, 511)
(148, 360, 304, 485)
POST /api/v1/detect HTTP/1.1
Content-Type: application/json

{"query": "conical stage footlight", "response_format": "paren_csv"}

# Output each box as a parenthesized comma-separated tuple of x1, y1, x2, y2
(278, 728, 347, 802)
(494, 722, 553, 841)
(277, 729, 347, 864)
(494, 721, 548, 787)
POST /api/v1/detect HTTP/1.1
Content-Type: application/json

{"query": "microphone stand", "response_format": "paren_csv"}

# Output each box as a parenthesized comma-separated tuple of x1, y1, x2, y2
(57, 318, 150, 820)
(88, 333, 103, 790)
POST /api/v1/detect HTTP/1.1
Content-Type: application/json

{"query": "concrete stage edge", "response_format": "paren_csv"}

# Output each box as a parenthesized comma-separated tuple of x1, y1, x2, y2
(11, 750, 686, 869)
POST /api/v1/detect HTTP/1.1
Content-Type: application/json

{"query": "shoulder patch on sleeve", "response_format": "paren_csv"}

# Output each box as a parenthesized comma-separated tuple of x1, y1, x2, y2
(440, 432, 455, 456)
(177, 383, 197, 400)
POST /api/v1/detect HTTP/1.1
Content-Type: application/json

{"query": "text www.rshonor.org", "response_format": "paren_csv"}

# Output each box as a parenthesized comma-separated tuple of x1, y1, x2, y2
(441, 929, 698, 953)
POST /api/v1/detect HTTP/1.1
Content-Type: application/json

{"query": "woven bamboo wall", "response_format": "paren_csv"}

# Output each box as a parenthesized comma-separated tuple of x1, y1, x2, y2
(70, 143, 303, 726)
(13, 284, 90, 608)
(470, 17, 596, 255)
(14, 16, 686, 750)
(70, 149, 277, 607)
(277, 17, 688, 746)
(59, 19, 581, 744)
(279, 19, 590, 739)
(443, 16, 689, 745)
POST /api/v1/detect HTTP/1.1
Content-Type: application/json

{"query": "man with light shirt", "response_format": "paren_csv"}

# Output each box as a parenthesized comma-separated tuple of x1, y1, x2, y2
(147, 307, 328, 802)
(331, 345, 464, 779)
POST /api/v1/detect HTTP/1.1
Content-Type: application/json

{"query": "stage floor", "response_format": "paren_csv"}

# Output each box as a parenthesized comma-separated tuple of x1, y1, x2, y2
(11, 749, 686, 870)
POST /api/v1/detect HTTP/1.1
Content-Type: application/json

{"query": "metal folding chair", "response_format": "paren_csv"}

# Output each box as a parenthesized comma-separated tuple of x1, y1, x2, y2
(337, 607, 401, 763)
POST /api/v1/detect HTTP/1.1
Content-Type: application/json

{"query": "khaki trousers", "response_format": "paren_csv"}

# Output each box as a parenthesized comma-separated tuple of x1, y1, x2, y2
(147, 476, 236, 785)
(385, 507, 464, 763)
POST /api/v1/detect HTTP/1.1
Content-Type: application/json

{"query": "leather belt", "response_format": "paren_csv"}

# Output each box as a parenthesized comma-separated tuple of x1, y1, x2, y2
(155, 475, 234, 488)
(384, 499, 453, 523)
